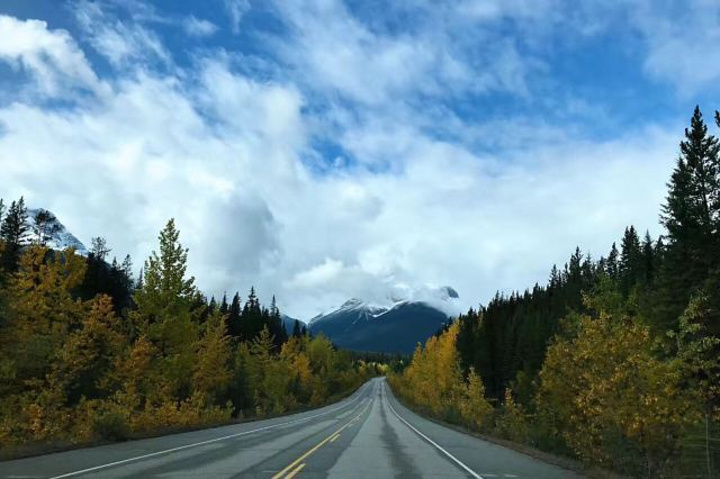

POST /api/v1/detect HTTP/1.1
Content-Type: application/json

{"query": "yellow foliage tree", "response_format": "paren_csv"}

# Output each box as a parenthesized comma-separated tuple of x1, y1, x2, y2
(536, 312, 700, 474)
(193, 311, 232, 407)
(494, 388, 528, 443)
(458, 367, 493, 431)
(0, 246, 87, 443)
(394, 323, 467, 420)
(51, 295, 127, 403)
(1, 246, 86, 392)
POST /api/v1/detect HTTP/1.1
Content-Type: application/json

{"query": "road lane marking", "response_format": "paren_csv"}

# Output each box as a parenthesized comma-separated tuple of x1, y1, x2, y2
(285, 462, 306, 479)
(271, 401, 371, 479)
(382, 383, 483, 479)
(48, 382, 373, 479)
(329, 433, 340, 443)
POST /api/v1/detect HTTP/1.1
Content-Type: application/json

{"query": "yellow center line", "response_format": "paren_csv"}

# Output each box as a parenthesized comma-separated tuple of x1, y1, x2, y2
(329, 433, 340, 443)
(285, 463, 306, 479)
(271, 400, 370, 479)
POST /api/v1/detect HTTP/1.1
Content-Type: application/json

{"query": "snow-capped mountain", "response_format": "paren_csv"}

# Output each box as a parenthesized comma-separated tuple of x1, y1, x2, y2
(25, 208, 88, 255)
(309, 286, 461, 354)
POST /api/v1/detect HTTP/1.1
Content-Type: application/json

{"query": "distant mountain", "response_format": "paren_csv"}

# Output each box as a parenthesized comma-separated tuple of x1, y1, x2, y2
(25, 208, 88, 254)
(309, 286, 461, 354)
(281, 314, 304, 335)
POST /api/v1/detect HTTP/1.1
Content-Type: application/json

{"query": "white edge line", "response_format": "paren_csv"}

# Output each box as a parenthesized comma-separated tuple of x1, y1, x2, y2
(49, 382, 371, 479)
(382, 382, 483, 479)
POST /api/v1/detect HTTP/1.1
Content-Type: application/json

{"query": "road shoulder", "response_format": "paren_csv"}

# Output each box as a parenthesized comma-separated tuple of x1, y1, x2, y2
(385, 380, 621, 479)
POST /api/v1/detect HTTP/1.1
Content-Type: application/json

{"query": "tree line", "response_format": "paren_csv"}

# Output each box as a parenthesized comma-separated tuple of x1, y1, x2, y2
(390, 106, 720, 477)
(0, 208, 376, 450)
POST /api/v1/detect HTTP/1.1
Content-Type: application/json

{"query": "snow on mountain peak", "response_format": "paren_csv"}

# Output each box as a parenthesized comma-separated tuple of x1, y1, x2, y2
(311, 284, 462, 324)
(25, 208, 88, 255)
(340, 298, 364, 309)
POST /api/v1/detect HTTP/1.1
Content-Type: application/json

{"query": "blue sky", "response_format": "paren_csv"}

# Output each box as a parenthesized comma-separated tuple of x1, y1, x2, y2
(1, 0, 719, 318)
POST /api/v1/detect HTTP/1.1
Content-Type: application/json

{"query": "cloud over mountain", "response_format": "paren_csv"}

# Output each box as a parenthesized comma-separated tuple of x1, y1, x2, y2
(1, 1, 718, 319)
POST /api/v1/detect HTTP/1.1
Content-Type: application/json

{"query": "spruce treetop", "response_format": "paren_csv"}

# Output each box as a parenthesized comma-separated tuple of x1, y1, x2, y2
(135, 218, 196, 316)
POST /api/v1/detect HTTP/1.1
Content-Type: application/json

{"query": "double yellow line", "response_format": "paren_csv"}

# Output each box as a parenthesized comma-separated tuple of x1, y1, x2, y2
(271, 400, 369, 479)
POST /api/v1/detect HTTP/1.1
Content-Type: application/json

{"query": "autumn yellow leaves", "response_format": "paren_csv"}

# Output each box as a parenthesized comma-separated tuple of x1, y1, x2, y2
(0, 223, 373, 452)
(389, 294, 720, 476)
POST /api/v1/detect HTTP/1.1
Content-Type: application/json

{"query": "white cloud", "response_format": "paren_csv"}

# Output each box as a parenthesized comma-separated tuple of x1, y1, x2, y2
(548, 0, 720, 95)
(74, 1, 171, 67)
(454, 0, 558, 22)
(634, 0, 720, 94)
(269, 0, 537, 106)
(224, 0, 250, 35)
(287, 258, 345, 289)
(183, 16, 218, 37)
(0, 5, 692, 322)
(0, 15, 107, 97)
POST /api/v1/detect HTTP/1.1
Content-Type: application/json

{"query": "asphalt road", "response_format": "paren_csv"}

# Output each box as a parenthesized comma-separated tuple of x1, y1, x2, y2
(0, 378, 582, 478)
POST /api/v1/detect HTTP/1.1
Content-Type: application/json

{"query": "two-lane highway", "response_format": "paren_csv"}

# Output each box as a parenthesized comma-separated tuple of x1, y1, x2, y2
(0, 378, 581, 478)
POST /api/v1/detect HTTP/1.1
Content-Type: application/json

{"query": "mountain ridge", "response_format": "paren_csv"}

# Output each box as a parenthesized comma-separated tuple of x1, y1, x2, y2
(25, 208, 88, 255)
(308, 286, 460, 354)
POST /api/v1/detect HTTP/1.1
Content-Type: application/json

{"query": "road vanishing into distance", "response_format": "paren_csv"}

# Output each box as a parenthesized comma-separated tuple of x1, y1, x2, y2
(1, 378, 581, 478)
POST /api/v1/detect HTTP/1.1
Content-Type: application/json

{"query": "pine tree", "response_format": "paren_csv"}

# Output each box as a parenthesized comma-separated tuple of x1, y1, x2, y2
(683, 106, 720, 236)
(549, 265, 561, 288)
(619, 226, 641, 295)
(242, 287, 263, 340)
(664, 106, 719, 259)
(219, 294, 228, 315)
(32, 210, 60, 247)
(134, 219, 197, 322)
(132, 219, 198, 401)
(292, 320, 302, 338)
(227, 292, 242, 339)
(135, 267, 144, 290)
(269, 295, 287, 347)
(607, 242, 620, 280)
(270, 296, 278, 317)
(90, 237, 111, 261)
(658, 107, 720, 329)
(121, 255, 133, 281)
(640, 231, 655, 284)
(208, 296, 218, 312)
(0, 197, 29, 272)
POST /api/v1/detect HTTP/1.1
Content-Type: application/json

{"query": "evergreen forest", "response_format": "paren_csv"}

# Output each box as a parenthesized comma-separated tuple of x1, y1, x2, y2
(390, 106, 720, 477)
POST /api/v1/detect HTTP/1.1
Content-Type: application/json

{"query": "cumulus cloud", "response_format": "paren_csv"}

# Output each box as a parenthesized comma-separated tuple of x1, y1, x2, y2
(0, 1, 712, 321)
(182, 16, 218, 37)
(0, 15, 107, 97)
